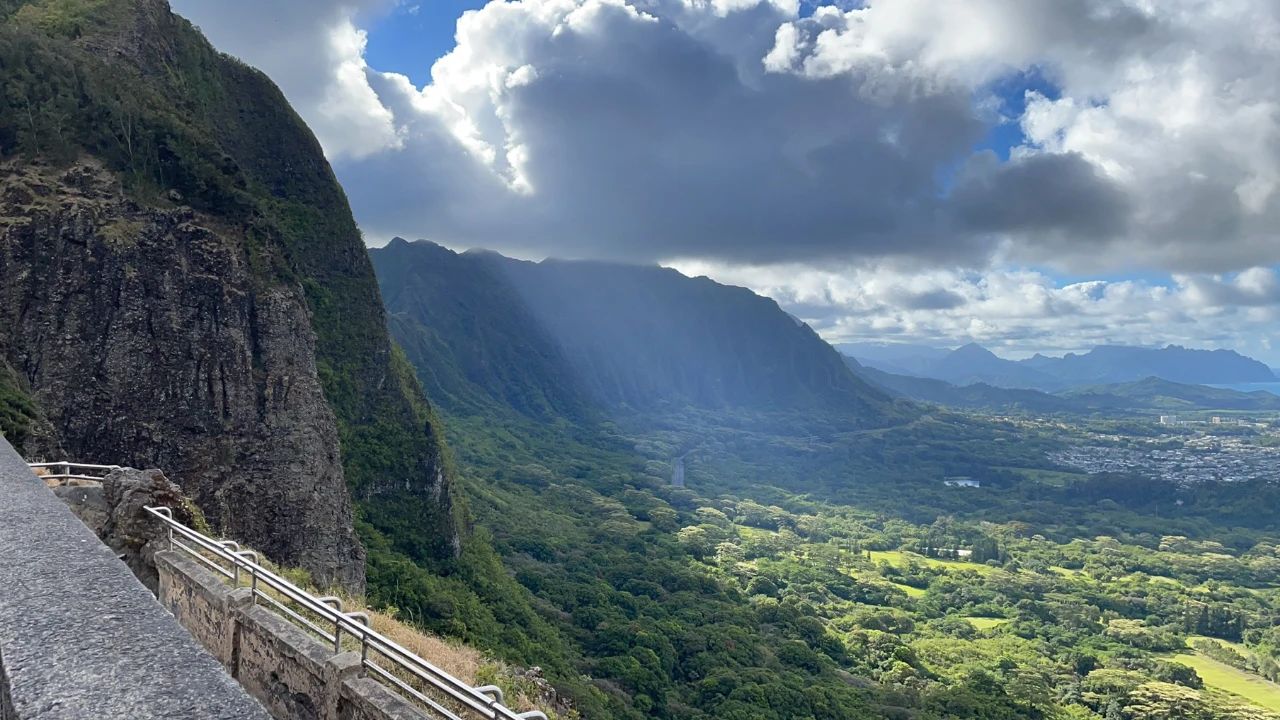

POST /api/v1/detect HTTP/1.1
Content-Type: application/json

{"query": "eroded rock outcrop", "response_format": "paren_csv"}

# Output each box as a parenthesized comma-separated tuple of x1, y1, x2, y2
(56, 467, 202, 592)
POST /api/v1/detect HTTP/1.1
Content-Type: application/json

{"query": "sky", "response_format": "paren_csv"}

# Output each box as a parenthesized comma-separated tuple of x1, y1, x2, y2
(170, 0, 1280, 366)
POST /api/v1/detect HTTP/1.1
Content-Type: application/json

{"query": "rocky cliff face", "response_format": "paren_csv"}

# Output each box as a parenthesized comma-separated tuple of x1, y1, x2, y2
(0, 160, 363, 588)
(0, 0, 460, 588)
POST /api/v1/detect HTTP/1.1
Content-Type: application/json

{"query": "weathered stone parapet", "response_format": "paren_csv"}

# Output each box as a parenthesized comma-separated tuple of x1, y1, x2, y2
(338, 679, 432, 720)
(156, 551, 253, 673)
(0, 436, 270, 720)
(156, 550, 431, 720)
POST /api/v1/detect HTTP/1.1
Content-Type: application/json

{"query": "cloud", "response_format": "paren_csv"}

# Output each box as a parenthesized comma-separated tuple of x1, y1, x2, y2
(171, 0, 401, 159)
(171, 0, 1280, 361)
(669, 259, 1280, 363)
(1177, 268, 1280, 309)
(173, 0, 1280, 275)
(949, 151, 1130, 239)
(334, 0, 1000, 265)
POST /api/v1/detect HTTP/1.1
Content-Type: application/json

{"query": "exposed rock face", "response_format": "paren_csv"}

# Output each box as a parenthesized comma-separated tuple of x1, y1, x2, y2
(0, 160, 364, 590)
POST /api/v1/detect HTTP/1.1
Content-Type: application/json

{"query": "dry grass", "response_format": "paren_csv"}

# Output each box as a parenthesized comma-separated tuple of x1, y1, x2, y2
(31, 465, 58, 488)
(357, 603, 484, 683)
(348, 601, 556, 715)
(202, 553, 567, 718)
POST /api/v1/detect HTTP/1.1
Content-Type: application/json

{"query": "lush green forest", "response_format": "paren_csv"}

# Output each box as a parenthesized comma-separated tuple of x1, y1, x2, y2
(363, 382, 1280, 719)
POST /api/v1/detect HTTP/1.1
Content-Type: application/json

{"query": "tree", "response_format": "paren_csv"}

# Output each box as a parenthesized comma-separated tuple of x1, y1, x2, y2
(1123, 682, 1212, 720)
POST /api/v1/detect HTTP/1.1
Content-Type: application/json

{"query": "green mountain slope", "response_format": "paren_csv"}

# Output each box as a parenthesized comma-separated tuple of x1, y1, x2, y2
(374, 239, 898, 422)
(1060, 376, 1280, 412)
(373, 240, 594, 420)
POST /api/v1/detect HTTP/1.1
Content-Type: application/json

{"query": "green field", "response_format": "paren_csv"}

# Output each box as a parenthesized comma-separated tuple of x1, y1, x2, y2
(1170, 652, 1280, 712)
(869, 550, 1001, 575)
(892, 582, 927, 597)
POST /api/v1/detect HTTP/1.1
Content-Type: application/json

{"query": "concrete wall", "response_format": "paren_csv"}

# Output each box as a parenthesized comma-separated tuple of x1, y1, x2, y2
(156, 551, 432, 720)
(0, 436, 270, 720)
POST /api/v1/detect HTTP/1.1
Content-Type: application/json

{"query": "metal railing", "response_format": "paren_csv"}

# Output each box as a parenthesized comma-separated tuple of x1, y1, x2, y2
(28, 461, 121, 485)
(144, 506, 548, 720)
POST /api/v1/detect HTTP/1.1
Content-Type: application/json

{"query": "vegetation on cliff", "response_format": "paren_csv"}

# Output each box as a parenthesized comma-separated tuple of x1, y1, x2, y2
(0, 359, 44, 449)
(0, 0, 458, 582)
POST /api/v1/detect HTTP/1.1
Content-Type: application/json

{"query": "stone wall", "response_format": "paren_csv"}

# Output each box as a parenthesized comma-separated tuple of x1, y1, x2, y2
(0, 436, 270, 720)
(156, 551, 431, 720)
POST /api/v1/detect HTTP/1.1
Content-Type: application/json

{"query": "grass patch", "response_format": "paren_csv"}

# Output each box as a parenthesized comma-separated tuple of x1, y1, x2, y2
(996, 466, 1087, 487)
(892, 582, 927, 598)
(963, 617, 1011, 630)
(1127, 573, 1183, 587)
(1169, 652, 1280, 713)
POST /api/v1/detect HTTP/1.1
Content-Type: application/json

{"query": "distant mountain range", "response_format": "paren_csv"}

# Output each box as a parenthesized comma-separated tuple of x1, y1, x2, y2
(373, 240, 897, 422)
(847, 359, 1280, 414)
(841, 342, 1277, 391)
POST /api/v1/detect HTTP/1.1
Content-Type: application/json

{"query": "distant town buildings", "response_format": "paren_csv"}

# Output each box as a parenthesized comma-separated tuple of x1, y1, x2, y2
(943, 477, 981, 488)
(1051, 431, 1280, 485)
(1159, 415, 1260, 427)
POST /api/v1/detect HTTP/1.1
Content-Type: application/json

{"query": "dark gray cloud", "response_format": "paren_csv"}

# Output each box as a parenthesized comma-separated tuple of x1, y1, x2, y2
(337, 2, 998, 266)
(890, 288, 968, 311)
(951, 151, 1130, 240)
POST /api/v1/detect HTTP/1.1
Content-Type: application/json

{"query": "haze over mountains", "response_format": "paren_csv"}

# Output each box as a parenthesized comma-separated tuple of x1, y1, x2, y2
(844, 342, 1277, 391)
(841, 342, 1280, 414)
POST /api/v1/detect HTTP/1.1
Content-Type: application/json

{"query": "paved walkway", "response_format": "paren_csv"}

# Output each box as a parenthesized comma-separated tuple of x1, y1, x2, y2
(0, 436, 270, 720)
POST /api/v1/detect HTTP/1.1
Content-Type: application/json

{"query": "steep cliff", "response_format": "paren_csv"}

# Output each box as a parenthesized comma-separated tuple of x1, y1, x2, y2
(0, 0, 459, 587)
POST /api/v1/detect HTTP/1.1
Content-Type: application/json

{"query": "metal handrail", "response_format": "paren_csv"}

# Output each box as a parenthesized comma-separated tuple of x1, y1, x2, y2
(28, 461, 121, 484)
(144, 506, 548, 720)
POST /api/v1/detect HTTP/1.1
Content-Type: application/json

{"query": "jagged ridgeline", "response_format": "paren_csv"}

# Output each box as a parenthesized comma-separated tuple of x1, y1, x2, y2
(374, 238, 902, 423)
(0, 0, 459, 588)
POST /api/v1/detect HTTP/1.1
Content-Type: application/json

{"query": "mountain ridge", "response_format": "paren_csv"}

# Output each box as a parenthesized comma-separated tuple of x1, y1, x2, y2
(847, 341, 1276, 391)
(848, 357, 1280, 414)
(374, 239, 900, 422)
